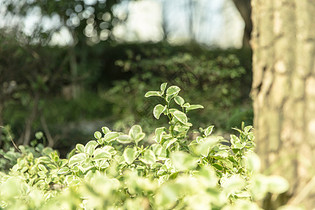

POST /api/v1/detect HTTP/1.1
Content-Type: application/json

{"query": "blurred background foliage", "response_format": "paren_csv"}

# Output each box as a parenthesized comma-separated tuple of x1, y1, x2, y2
(0, 0, 252, 157)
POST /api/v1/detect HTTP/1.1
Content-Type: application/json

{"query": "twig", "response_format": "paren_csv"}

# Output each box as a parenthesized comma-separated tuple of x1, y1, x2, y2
(40, 115, 54, 147)
(0, 125, 21, 152)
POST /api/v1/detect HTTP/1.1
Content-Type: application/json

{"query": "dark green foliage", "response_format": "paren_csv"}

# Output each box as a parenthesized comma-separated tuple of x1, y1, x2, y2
(0, 35, 252, 151)
(102, 43, 253, 132)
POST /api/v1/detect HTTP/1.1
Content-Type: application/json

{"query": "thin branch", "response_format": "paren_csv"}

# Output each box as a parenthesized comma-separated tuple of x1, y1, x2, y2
(0, 125, 21, 152)
(40, 115, 54, 147)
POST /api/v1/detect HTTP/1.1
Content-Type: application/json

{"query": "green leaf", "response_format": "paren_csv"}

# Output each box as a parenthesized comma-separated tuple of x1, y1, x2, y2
(204, 125, 214, 136)
(76, 144, 85, 153)
(35, 131, 43, 139)
(78, 161, 94, 173)
(116, 135, 132, 144)
(154, 127, 166, 143)
(129, 125, 142, 140)
(250, 175, 269, 200)
(213, 163, 223, 170)
(85, 141, 98, 156)
(93, 148, 111, 160)
(186, 104, 204, 112)
(153, 104, 167, 119)
(123, 147, 138, 165)
(38, 164, 47, 172)
(160, 83, 167, 95)
(245, 152, 261, 172)
(221, 174, 246, 195)
(156, 183, 181, 207)
(134, 133, 145, 144)
(267, 176, 289, 194)
(58, 167, 70, 174)
(151, 144, 162, 155)
(145, 91, 161, 97)
(195, 136, 220, 157)
(69, 153, 87, 167)
(230, 135, 246, 150)
(229, 200, 261, 210)
(170, 151, 198, 171)
(172, 110, 188, 124)
(166, 86, 180, 96)
(151, 144, 167, 160)
(140, 150, 156, 165)
(197, 166, 218, 188)
(101, 126, 111, 135)
(94, 131, 102, 139)
(182, 102, 190, 108)
(94, 160, 110, 169)
(104, 132, 119, 143)
(163, 138, 177, 149)
(103, 146, 117, 155)
(174, 96, 185, 106)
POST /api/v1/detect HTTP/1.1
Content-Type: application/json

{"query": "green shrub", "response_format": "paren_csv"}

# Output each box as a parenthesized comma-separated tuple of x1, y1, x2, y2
(0, 83, 297, 209)
(0, 126, 52, 172)
(104, 47, 252, 133)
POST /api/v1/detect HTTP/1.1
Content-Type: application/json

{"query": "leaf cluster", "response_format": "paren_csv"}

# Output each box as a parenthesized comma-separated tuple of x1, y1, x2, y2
(0, 83, 294, 210)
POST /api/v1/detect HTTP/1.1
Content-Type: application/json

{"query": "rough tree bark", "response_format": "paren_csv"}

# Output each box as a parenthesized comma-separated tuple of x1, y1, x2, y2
(251, 0, 315, 209)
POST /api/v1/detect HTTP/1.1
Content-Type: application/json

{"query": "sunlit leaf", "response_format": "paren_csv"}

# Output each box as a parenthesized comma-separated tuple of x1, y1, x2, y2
(76, 144, 85, 153)
(245, 152, 261, 172)
(57, 167, 70, 175)
(94, 131, 102, 139)
(85, 141, 98, 156)
(170, 151, 197, 171)
(221, 174, 246, 195)
(116, 135, 132, 144)
(103, 145, 117, 155)
(182, 102, 190, 108)
(93, 148, 111, 160)
(123, 147, 138, 165)
(174, 96, 185, 106)
(195, 136, 220, 157)
(160, 83, 167, 95)
(163, 138, 177, 149)
(166, 86, 180, 96)
(154, 127, 166, 143)
(38, 164, 47, 172)
(69, 153, 87, 167)
(145, 91, 161, 97)
(104, 132, 119, 143)
(204, 125, 214, 136)
(153, 104, 166, 119)
(140, 150, 156, 165)
(129, 125, 142, 139)
(267, 175, 289, 194)
(134, 133, 145, 144)
(172, 110, 188, 124)
(101, 126, 111, 135)
(186, 104, 204, 112)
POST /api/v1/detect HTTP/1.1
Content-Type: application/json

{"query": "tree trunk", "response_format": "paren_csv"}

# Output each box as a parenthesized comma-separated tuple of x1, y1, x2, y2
(231, 0, 252, 48)
(0, 101, 3, 147)
(251, 0, 315, 208)
(21, 93, 39, 145)
(69, 46, 80, 99)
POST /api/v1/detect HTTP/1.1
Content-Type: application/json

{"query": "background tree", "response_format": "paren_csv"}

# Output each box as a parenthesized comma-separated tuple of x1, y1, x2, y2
(251, 0, 315, 208)
(231, 0, 252, 48)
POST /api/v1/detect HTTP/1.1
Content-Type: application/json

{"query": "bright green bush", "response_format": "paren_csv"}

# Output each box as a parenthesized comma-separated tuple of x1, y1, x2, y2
(0, 83, 296, 209)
